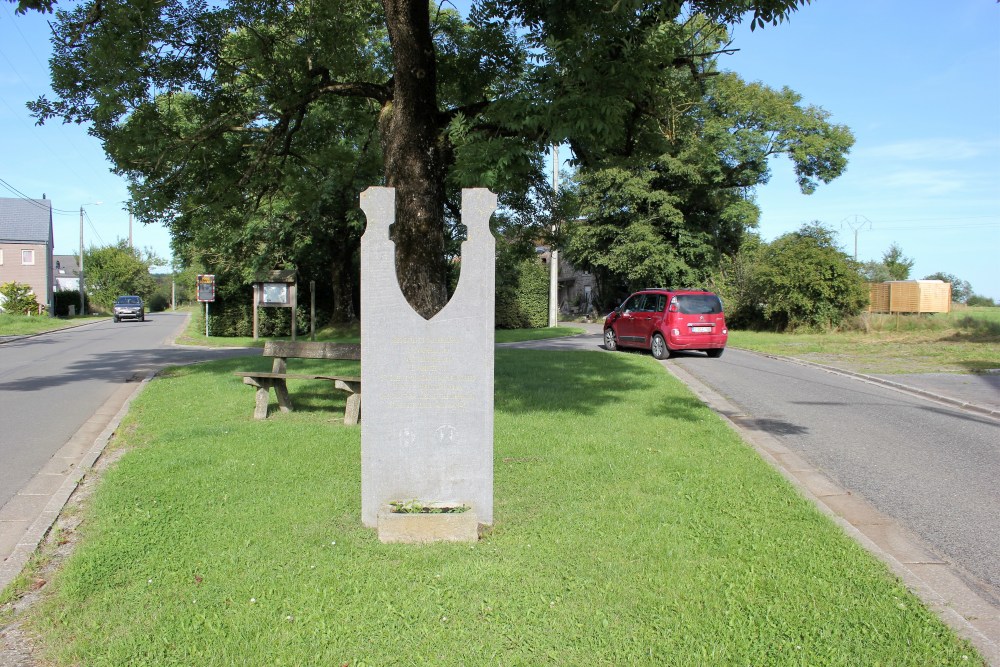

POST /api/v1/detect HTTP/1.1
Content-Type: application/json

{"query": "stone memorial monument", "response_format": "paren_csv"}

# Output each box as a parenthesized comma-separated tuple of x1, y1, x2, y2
(359, 187, 497, 540)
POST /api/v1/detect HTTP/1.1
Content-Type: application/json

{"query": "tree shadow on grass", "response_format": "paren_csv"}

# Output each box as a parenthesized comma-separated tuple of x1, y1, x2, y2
(495, 349, 665, 417)
(646, 396, 712, 422)
(284, 384, 350, 416)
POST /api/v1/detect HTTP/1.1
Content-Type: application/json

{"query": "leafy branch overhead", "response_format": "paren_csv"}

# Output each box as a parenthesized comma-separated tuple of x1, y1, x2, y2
(12, 0, 845, 320)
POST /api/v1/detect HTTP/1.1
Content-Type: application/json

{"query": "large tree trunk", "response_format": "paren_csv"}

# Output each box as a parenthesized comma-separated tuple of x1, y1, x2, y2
(381, 0, 450, 319)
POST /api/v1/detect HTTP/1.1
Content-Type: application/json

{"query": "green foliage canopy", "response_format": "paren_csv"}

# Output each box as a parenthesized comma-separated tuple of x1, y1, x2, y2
(859, 243, 914, 283)
(16, 0, 819, 321)
(83, 241, 164, 311)
(564, 65, 854, 299)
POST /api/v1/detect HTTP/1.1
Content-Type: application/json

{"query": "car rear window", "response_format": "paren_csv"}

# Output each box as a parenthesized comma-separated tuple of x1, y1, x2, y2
(676, 294, 723, 315)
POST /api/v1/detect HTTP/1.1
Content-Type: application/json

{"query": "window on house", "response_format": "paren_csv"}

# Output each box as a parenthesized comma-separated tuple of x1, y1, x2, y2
(22, 249, 35, 265)
(0, 249, 4, 265)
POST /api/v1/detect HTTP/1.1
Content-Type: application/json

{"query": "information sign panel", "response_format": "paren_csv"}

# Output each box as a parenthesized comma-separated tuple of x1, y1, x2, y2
(197, 274, 216, 302)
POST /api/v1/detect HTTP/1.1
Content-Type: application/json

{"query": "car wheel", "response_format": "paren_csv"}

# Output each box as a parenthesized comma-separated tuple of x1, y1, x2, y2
(113, 316, 119, 323)
(707, 348, 724, 358)
(141, 315, 145, 322)
(604, 328, 618, 351)
(651, 333, 669, 360)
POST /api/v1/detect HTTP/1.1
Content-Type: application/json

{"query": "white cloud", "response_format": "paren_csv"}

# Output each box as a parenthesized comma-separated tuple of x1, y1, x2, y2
(868, 169, 967, 197)
(861, 138, 999, 162)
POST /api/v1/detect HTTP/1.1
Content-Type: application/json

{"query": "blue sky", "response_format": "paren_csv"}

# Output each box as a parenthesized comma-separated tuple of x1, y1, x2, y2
(1, 0, 998, 297)
(723, 1, 999, 299)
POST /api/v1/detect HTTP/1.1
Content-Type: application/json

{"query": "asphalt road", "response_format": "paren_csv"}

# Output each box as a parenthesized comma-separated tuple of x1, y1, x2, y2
(0, 313, 254, 508)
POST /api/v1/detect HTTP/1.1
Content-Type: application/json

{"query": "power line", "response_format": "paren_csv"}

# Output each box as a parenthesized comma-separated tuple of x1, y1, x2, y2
(0, 177, 78, 213)
(82, 208, 106, 246)
(840, 215, 871, 260)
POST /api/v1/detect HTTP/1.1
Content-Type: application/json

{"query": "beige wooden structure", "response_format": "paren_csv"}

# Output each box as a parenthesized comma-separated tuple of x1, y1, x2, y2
(868, 280, 951, 314)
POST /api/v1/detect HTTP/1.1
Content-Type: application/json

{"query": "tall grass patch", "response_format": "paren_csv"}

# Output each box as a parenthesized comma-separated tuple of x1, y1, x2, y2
(731, 307, 1000, 374)
(22, 351, 981, 665)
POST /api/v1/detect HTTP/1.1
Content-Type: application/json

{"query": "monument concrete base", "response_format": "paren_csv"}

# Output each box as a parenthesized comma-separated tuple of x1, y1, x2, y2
(376, 505, 481, 544)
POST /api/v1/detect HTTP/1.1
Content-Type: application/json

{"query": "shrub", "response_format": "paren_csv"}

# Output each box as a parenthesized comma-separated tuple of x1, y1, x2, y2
(0, 281, 43, 315)
(715, 225, 872, 331)
(52, 288, 88, 317)
(966, 294, 996, 308)
(496, 259, 549, 329)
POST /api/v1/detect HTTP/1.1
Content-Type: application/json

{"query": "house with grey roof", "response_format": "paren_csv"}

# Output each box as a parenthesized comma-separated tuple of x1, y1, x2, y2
(53, 254, 81, 292)
(0, 197, 55, 315)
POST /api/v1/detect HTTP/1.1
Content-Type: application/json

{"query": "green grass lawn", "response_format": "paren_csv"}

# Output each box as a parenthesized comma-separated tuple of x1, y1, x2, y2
(12, 349, 982, 665)
(730, 307, 1000, 374)
(0, 313, 105, 336)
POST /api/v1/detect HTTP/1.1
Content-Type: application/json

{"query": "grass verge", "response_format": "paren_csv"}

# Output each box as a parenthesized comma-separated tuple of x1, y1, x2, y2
(14, 350, 982, 665)
(0, 314, 105, 337)
(730, 308, 1000, 374)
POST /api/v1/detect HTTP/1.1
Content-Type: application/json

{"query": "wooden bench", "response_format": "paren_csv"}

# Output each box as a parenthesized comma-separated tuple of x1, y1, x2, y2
(234, 341, 361, 424)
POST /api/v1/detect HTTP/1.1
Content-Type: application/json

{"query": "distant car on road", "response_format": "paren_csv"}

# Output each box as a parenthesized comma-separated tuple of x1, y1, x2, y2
(604, 288, 727, 359)
(113, 295, 145, 323)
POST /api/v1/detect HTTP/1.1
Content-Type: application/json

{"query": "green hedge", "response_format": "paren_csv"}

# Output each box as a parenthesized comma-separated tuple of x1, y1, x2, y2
(53, 289, 88, 317)
(496, 259, 549, 329)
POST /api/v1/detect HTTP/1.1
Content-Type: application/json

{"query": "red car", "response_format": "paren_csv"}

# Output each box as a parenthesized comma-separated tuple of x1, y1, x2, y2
(603, 289, 728, 359)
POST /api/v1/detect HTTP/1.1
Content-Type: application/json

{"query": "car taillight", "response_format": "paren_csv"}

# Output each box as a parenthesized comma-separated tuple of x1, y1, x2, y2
(668, 297, 678, 313)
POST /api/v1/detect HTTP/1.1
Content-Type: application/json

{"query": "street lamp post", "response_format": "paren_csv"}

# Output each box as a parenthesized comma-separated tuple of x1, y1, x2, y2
(79, 201, 102, 315)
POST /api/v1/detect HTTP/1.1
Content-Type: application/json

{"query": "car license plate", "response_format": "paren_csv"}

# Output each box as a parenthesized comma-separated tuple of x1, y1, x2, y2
(691, 326, 712, 333)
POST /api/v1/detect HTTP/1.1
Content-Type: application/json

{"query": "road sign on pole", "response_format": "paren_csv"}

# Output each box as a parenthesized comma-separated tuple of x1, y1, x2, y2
(197, 274, 215, 337)
(196, 274, 216, 303)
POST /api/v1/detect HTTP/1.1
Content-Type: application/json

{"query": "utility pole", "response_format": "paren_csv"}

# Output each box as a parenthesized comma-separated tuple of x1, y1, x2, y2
(548, 144, 559, 328)
(841, 215, 872, 260)
(78, 202, 102, 315)
(79, 206, 85, 315)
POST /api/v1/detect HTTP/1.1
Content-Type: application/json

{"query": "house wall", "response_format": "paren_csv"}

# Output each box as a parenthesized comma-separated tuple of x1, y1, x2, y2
(0, 242, 51, 312)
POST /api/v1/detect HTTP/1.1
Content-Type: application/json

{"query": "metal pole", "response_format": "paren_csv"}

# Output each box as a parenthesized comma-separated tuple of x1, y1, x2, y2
(253, 284, 259, 341)
(310, 280, 316, 341)
(205, 302, 210, 337)
(548, 144, 559, 328)
(78, 206, 85, 316)
(291, 282, 297, 341)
